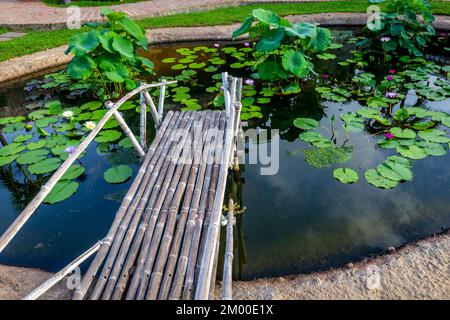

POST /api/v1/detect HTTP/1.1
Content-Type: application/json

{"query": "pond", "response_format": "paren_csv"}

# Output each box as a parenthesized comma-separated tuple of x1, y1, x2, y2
(0, 28, 449, 280)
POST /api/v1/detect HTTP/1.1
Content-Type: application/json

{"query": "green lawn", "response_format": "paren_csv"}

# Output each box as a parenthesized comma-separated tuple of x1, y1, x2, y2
(0, 27, 10, 36)
(0, 0, 449, 62)
(42, 0, 145, 7)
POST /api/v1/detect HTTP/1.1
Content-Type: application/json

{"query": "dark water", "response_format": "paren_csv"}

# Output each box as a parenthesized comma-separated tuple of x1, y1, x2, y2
(0, 30, 449, 280)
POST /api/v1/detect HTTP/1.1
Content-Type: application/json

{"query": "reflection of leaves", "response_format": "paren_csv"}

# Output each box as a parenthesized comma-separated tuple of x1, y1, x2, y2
(300, 146, 353, 169)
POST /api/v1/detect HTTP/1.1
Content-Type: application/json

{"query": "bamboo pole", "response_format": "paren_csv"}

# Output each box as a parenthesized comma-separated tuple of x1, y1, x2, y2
(124, 112, 201, 300)
(159, 111, 221, 300)
(221, 199, 234, 300)
(143, 90, 161, 127)
(132, 112, 207, 300)
(209, 230, 221, 300)
(89, 111, 192, 300)
(158, 79, 166, 118)
(179, 111, 226, 300)
(110, 108, 145, 157)
(140, 90, 147, 150)
(24, 240, 103, 300)
(146, 111, 216, 300)
(0, 81, 174, 254)
(103, 111, 197, 300)
(195, 75, 240, 300)
(72, 110, 180, 300)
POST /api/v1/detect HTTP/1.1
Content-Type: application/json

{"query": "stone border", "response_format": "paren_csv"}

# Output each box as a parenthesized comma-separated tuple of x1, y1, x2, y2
(1, 13, 450, 85)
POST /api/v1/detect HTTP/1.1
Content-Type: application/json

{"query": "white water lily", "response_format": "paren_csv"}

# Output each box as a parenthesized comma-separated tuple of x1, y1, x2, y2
(62, 110, 74, 119)
(84, 121, 96, 130)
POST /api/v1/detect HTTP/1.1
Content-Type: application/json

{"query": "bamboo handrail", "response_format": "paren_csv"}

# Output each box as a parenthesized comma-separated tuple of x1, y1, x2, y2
(195, 73, 242, 300)
(23, 240, 104, 300)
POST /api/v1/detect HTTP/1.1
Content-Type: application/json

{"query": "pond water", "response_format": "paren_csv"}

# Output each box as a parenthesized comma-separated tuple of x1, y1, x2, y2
(0, 29, 449, 280)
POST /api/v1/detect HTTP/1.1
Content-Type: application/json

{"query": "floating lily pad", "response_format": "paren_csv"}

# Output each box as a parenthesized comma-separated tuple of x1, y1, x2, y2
(28, 157, 62, 175)
(302, 147, 352, 168)
(396, 145, 427, 160)
(36, 117, 58, 128)
(61, 164, 85, 180)
(80, 101, 102, 111)
(299, 132, 331, 148)
(16, 149, 50, 165)
(171, 64, 187, 70)
(161, 57, 176, 63)
(0, 116, 26, 125)
(365, 168, 399, 189)
(0, 143, 26, 157)
(13, 134, 33, 143)
(95, 130, 122, 143)
(333, 168, 359, 184)
(293, 118, 320, 130)
(416, 141, 447, 156)
(2, 123, 25, 133)
(44, 181, 79, 204)
(418, 129, 450, 143)
(0, 154, 19, 167)
(390, 127, 416, 139)
(103, 164, 133, 184)
(189, 62, 206, 69)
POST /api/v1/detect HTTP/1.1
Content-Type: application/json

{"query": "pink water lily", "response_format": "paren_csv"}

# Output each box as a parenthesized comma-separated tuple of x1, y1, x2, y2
(65, 146, 77, 154)
(245, 79, 254, 86)
(386, 75, 394, 81)
(214, 43, 220, 48)
(322, 73, 330, 80)
(388, 69, 396, 75)
(384, 132, 394, 140)
(244, 42, 250, 47)
(386, 91, 398, 99)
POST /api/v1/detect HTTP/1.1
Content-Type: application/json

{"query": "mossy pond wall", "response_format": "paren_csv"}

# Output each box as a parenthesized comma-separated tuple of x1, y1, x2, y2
(0, 29, 449, 280)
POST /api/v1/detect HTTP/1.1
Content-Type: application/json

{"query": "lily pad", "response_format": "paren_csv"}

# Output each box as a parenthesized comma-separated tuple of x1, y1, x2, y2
(390, 127, 416, 139)
(44, 181, 79, 204)
(293, 118, 320, 130)
(95, 130, 122, 143)
(299, 132, 331, 148)
(0, 154, 19, 167)
(28, 157, 62, 175)
(396, 145, 427, 160)
(16, 149, 50, 165)
(333, 168, 359, 184)
(13, 134, 33, 143)
(0, 143, 26, 157)
(103, 164, 133, 184)
(365, 169, 399, 189)
(61, 164, 86, 180)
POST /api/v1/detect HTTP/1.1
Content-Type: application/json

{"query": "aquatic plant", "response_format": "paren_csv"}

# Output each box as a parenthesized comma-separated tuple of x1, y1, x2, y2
(64, 8, 154, 101)
(364, 0, 436, 58)
(232, 8, 332, 80)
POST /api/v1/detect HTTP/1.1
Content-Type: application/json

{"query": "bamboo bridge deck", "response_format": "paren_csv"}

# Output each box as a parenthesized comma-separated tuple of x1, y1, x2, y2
(0, 73, 242, 300)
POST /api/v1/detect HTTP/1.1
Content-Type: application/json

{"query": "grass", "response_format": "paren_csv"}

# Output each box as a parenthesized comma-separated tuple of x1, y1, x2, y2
(1, 0, 450, 62)
(0, 27, 10, 36)
(42, 0, 145, 7)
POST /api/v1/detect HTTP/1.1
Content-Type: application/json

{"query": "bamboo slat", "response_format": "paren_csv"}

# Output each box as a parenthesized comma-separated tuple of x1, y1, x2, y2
(221, 199, 234, 300)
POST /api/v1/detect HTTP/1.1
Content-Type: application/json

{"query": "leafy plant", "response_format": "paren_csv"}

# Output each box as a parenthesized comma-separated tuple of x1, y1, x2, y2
(365, 0, 436, 57)
(232, 8, 332, 81)
(65, 8, 154, 101)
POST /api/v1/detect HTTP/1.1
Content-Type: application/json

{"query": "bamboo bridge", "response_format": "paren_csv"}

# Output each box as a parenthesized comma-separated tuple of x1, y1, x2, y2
(0, 73, 242, 300)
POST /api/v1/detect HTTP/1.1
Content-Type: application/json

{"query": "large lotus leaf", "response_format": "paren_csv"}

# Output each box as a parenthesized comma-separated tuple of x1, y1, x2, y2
(44, 181, 79, 204)
(95, 130, 122, 143)
(232, 15, 255, 39)
(390, 127, 416, 139)
(255, 28, 285, 52)
(105, 63, 130, 83)
(112, 35, 134, 59)
(285, 22, 316, 39)
(116, 16, 144, 41)
(97, 53, 121, 72)
(418, 129, 450, 143)
(416, 141, 447, 156)
(396, 145, 427, 159)
(67, 55, 96, 80)
(333, 168, 359, 184)
(293, 117, 320, 130)
(251, 8, 280, 26)
(103, 164, 133, 184)
(28, 157, 62, 175)
(62, 164, 86, 180)
(66, 30, 100, 56)
(98, 31, 116, 53)
(308, 27, 331, 52)
(299, 131, 331, 148)
(0, 154, 19, 167)
(0, 143, 26, 157)
(282, 50, 308, 77)
(365, 169, 399, 189)
(256, 61, 289, 81)
(16, 149, 49, 165)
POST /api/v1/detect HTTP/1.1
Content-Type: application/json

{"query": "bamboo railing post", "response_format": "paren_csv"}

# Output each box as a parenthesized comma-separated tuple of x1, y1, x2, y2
(221, 199, 234, 300)
(140, 90, 147, 150)
(158, 79, 166, 119)
(143, 90, 161, 127)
